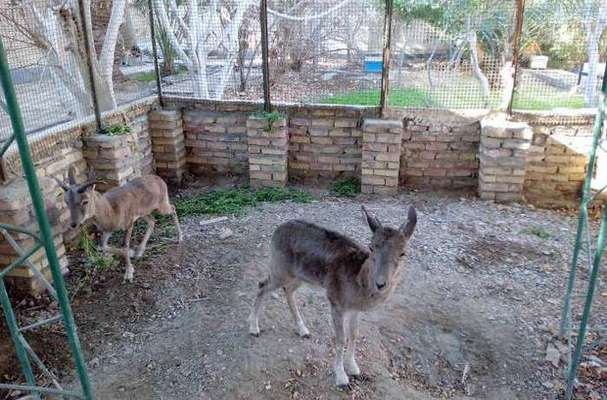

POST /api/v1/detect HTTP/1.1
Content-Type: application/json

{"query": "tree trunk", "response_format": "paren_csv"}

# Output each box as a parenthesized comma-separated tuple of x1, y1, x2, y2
(467, 30, 490, 108)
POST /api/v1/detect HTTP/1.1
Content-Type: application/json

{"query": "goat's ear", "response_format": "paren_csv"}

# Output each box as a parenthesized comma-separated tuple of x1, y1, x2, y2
(399, 206, 417, 238)
(67, 165, 77, 185)
(362, 205, 381, 233)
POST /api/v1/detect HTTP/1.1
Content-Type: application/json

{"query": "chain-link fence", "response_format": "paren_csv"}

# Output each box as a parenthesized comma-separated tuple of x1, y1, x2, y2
(1, 0, 607, 145)
(514, 0, 606, 110)
(389, 0, 516, 109)
(267, 0, 383, 105)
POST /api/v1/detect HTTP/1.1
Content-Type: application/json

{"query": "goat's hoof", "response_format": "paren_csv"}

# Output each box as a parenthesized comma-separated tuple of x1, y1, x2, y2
(337, 383, 352, 391)
(297, 326, 311, 338)
(350, 373, 371, 382)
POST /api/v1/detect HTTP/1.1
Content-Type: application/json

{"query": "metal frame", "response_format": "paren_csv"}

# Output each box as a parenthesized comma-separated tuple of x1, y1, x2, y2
(380, 0, 394, 117)
(560, 62, 607, 400)
(259, 0, 272, 112)
(0, 36, 94, 399)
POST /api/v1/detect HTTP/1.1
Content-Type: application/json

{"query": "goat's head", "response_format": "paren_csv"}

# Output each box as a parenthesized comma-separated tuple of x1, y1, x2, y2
(361, 205, 417, 294)
(54, 166, 97, 229)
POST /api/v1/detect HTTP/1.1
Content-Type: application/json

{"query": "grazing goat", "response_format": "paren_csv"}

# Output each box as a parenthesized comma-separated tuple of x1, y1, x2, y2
(55, 167, 182, 282)
(248, 205, 417, 388)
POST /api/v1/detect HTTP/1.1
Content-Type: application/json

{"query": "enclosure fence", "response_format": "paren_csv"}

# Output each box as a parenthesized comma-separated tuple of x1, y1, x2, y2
(0, 0, 606, 140)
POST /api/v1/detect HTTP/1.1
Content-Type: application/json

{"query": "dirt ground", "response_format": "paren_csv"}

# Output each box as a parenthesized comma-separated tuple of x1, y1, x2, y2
(2, 188, 607, 400)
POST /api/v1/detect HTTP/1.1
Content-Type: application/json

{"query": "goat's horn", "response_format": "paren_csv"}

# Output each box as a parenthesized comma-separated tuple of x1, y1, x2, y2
(67, 165, 77, 185)
(77, 181, 96, 193)
(52, 176, 69, 191)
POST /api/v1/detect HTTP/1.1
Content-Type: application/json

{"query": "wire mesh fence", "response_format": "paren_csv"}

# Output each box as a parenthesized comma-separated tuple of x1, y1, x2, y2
(0, 0, 86, 141)
(1, 0, 607, 146)
(388, 0, 517, 110)
(267, 0, 384, 105)
(514, 0, 606, 110)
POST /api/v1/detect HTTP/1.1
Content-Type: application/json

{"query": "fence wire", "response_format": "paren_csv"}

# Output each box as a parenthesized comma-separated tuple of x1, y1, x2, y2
(0, 0, 607, 145)
(388, 0, 516, 110)
(514, 0, 606, 111)
(267, 0, 383, 105)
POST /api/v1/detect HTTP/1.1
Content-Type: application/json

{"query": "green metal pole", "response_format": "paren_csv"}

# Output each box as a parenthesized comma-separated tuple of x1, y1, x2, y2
(565, 202, 607, 400)
(0, 37, 95, 399)
(559, 98, 605, 336)
(0, 280, 39, 399)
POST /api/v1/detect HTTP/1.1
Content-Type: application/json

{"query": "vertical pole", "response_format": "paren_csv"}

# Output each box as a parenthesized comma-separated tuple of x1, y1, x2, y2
(260, 0, 271, 112)
(0, 37, 95, 400)
(507, 0, 525, 115)
(379, 0, 394, 117)
(148, 0, 164, 108)
(78, 0, 103, 133)
(565, 174, 607, 400)
(560, 65, 607, 337)
(0, 281, 39, 399)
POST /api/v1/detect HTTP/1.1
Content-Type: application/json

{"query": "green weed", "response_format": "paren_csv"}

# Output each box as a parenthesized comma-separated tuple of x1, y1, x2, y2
(521, 226, 551, 239)
(174, 187, 313, 218)
(331, 177, 361, 198)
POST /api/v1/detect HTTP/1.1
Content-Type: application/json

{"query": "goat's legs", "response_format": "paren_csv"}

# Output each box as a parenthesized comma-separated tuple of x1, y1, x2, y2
(171, 206, 183, 243)
(284, 283, 310, 338)
(134, 215, 155, 258)
(123, 223, 135, 282)
(345, 312, 361, 376)
(331, 306, 349, 388)
(248, 276, 281, 336)
(101, 231, 134, 258)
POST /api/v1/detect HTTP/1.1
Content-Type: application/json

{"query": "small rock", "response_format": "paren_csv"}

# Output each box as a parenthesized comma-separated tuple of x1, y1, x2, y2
(545, 343, 560, 367)
(219, 228, 233, 240)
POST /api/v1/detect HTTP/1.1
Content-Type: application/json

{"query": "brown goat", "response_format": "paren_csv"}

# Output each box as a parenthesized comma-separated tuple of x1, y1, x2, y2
(56, 167, 182, 282)
(248, 205, 417, 387)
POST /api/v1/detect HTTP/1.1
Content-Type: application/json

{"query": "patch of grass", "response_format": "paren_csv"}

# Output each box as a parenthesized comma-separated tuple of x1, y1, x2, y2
(318, 85, 586, 111)
(331, 177, 361, 198)
(131, 71, 157, 82)
(319, 88, 428, 107)
(174, 187, 313, 218)
(77, 228, 116, 272)
(521, 226, 551, 240)
(107, 124, 131, 136)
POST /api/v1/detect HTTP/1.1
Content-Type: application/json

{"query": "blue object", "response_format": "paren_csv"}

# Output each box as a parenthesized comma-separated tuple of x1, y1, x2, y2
(364, 57, 383, 73)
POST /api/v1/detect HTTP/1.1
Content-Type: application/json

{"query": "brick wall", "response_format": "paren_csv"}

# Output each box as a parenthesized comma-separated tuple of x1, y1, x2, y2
(397, 111, 481, 189)
(286, 107, 370, 183)
(183, 111, 250, 176)
(521, 114, 594, 208)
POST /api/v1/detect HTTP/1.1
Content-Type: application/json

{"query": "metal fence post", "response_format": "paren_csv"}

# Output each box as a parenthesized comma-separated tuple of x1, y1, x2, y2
(78, 0, 103, 133)
(260, 0, 272, 112)
(0, 36, 95, 399)
(380, 0, 394, 117)
(148, 0, 164, 108)
(507, 0, 526, 114)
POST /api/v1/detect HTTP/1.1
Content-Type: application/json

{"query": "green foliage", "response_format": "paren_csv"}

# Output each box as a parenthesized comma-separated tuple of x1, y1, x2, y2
(331, 177, 361, 198)
(77, 229, 116, 272)
(252, 111, 285, 132)
(174, 187, 313, 217)
(320, 88, 428, 107)
(131, 71, 157, 82)
(107, 124, 131, 136)
(521, 226, 551, 240)
(319, 85, 585, 111)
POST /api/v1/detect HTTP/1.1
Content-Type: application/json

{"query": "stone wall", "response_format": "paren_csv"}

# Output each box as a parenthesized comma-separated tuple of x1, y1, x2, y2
(247, 115, 289, 187)
(398, 111, 481, 189)
(519, 113, 595, 208)
(478, 115, 532, 202)
(361, 119, 403, 194)
(0, 177, 68, 294)
(285, 107, 370, 183)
